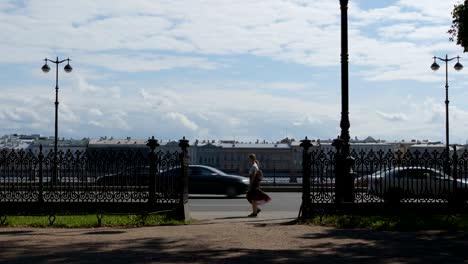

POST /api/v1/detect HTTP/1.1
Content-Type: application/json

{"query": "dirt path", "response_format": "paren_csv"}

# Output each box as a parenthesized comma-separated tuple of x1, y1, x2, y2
(1, 219, 468, 263)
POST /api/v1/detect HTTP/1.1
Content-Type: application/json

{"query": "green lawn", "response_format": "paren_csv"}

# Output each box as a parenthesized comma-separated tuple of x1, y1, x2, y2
(1, 214, 187, 228)
(307, 214, 468, 231)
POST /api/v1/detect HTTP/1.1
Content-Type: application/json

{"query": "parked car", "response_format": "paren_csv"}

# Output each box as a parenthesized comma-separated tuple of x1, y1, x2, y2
(96, 165, 249, 197)
(367, 167, 468, 202)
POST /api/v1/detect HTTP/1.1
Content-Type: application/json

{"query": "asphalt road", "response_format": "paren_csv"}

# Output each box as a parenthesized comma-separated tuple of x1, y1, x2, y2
(188, 192, 302, 222)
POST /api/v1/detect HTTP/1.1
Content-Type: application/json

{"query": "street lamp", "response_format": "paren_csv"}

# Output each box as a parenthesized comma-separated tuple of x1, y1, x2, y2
(338, 0, 350, 150)
(332, 0, 354, 203)
(430, 55, 463, 169)
(41, 57, 73, 183)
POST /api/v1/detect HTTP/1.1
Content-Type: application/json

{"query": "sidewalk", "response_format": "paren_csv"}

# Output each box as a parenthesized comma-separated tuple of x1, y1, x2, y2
(190, 210, 298, 224)
(1, 218, 468, 263)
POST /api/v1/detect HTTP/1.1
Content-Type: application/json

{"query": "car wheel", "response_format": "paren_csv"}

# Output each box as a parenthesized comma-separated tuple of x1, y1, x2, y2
(225, 186, 238, 197)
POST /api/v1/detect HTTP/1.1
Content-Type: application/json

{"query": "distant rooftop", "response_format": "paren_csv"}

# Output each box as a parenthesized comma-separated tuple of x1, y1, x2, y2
(212, 143, 290, 149)
(89, 137, 146, 146)
(30, 139, 89, 147)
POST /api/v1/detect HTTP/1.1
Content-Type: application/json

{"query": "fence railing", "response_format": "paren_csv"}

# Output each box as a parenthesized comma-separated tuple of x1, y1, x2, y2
(300, 143, 468, 216)
(0, 137, 190, 220)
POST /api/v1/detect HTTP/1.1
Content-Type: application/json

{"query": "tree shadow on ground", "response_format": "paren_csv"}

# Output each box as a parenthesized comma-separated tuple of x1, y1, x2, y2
(1, 227, 468, 263)
(299, 228, 468, 263)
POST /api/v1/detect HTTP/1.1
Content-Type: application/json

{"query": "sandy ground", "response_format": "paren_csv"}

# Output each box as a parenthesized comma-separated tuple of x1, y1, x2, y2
(1, 216, 468, 264)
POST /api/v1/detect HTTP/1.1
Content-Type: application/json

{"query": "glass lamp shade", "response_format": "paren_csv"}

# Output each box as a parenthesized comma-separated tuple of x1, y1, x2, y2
(454, 62, 463, 71)
(41, 64, 51, 73)
(64, 63, 73, 73)
(430, 62, 440, 71)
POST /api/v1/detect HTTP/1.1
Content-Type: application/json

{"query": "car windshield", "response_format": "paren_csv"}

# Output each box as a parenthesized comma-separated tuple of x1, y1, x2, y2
(370, 169, 394, 177)
(192, 166, 227, 176)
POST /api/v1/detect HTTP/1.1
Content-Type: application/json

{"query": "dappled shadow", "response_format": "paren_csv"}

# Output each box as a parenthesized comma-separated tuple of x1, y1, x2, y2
(0, 230, 34, 236)
(212, 216, 250, 220)
(299, 228, 468, 263)
(1, 226, 468, 263)
(0, 236, 318, 264)
(209, 217, 298, 224)
(84, 230, 127, 235)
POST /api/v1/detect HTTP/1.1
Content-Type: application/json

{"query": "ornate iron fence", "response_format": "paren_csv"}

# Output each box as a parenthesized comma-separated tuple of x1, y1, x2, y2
(300, 140, 468, 217)
(0, 137, 190, 220)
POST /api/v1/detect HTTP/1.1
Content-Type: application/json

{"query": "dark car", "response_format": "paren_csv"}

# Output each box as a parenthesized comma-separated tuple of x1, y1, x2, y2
(188, 165, 249, 197)
(96, 165, 249, 197)
(95, 166, 151, 187)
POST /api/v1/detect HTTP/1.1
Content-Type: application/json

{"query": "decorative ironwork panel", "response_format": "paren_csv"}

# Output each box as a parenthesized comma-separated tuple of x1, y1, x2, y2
(308, 147, 468, 207)
(156, 150, 182, 204)
(0, 148, 185, 205)
(0, 149, 39, 202)
(309, 150, 336, 203)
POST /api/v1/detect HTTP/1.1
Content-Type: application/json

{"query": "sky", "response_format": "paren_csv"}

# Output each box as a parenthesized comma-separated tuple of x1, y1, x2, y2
(0, 0, 467, 144)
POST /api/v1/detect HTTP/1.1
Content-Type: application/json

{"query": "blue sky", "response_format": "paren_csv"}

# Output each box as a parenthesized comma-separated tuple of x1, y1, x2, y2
(0, 0, 467, 143)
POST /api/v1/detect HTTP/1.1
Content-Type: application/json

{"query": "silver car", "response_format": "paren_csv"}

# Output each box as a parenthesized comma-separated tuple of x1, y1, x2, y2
(367, 167, 468, 201)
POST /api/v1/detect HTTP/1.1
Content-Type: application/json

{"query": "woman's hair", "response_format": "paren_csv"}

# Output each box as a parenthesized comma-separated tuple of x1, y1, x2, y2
(248, 153, 259, 165)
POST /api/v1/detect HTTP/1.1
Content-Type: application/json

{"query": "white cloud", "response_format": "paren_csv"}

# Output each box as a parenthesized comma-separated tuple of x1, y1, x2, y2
(0, 0, 462, 81)
(376, 111, 409, 122)
(89, 108, 103, 116)
(166, 112, 198, 131)
(78, 53, 219, 72)
(0, 0, 467, 142)
(351, 5, 429, 26)
(266, 82, 310, 91)
(397, 0, 458, 21)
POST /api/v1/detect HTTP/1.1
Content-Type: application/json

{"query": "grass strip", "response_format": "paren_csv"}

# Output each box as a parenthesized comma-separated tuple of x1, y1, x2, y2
(307, 214, 468, 231)
(1, 214, 187, 228)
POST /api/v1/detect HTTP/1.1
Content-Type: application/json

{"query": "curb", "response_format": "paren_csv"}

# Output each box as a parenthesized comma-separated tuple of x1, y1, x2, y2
(262, 186, 302, 192)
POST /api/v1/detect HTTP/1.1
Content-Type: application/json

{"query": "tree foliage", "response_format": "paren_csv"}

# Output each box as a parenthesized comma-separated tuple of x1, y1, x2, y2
(449, 1, 468, 52)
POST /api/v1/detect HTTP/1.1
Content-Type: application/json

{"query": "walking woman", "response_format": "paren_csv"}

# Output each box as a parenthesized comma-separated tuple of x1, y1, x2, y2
(247, 153, 271, 217)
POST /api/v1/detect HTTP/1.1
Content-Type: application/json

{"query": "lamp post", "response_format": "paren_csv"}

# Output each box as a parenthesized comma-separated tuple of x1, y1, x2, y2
(430, 55, 463, 173)
(41, 57, 73, 183)
(332, 0, 354, 203)
(338, 0, 350, 152)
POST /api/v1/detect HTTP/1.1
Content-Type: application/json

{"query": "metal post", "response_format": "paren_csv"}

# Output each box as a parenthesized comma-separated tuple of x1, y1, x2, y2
(452, 145, 459, 203)
(178, 137, 190, 220)
(53, 57, 59, 184)
(54, 57, 59, 161)
(445, 54, 450, 158)
(300, 137, 312, 219)
(335, 0, 354, 203)
(146, 136, 159, 206)
(42, 57, 72, 184)
(332, 137, 344, 203)
(339, 0, 350, 150)
(38, 145, 44, 203)
(431, 54, 463, 176)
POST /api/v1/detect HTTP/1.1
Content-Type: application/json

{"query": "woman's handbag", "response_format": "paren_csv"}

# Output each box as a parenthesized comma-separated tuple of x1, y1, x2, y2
(256, 168, 264, 181)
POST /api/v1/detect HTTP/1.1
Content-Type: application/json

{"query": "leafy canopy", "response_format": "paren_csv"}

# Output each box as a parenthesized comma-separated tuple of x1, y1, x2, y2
(449, 1, 468, 52)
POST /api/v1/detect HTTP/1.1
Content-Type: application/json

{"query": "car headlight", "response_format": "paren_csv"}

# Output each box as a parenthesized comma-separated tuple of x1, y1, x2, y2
(242, 179, 249, 183)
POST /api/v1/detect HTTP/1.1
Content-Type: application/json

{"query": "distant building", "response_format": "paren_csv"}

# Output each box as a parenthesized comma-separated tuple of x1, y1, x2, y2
(28, 138, 89, 154)
(194, 140, 294, 178)
(6, 133, 468, 179)
(88, 137, 197, 163)
(88, 137, 147, 151)
(0, 134, 40, 150)
(408, 142, 446, 153)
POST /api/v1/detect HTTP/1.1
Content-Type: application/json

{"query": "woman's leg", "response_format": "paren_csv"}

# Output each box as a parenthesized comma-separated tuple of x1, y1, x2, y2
(252, 203, 257, 214)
